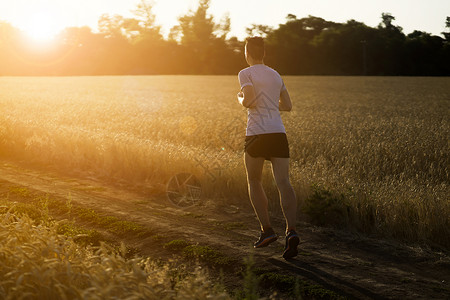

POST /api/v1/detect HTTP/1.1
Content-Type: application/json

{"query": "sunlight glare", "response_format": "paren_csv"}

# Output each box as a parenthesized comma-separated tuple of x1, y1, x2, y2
(22, 10, 58, 43)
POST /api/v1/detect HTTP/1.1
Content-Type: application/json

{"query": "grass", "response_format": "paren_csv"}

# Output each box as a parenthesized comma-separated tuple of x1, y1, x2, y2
(3, 185, 152, 243)
(56, 221, 105, 246)
(0, 191, 235, 298)
(0, 198, 326, 300)
(258, 272, 344, 300)
(0, 75, 448, 248)
(164, 239, 234, 267)
(303, 184, 350, 228)
(164, 240, 343, 299)
(221, 221, 248, 231)
(0, 208, 230, 299)
(1, 185, 347, 299)
(236, 256, 344, 300)
(75, 207, 151, 237)
(9, 186, 30, 197)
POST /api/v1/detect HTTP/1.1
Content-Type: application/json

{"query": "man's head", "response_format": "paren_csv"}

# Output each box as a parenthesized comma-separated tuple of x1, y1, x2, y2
(245, 37, 265, 64)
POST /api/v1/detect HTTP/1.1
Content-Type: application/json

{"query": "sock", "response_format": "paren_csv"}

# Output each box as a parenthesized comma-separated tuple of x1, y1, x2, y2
(263, 227, 274, 234)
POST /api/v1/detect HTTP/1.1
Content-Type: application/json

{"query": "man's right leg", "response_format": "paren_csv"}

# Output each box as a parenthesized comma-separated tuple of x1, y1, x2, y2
(271, 157, 299, 259)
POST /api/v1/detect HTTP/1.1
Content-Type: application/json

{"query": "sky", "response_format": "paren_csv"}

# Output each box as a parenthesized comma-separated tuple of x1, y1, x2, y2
(0, 0, 449, 40)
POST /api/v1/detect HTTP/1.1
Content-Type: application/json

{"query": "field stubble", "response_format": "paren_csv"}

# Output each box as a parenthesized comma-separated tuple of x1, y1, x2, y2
(0, 75, 448, 247)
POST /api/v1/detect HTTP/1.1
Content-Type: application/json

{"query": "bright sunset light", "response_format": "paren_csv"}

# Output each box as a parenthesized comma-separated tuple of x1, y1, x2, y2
(22, 10, 58, 42)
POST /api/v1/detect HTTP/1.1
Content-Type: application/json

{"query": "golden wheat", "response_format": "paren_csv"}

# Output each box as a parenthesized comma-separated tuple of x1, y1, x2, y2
(0, 76, 448, 246)
(0, 206, 229, 299)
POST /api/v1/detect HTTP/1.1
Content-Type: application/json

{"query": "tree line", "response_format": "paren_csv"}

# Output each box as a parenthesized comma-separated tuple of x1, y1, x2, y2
(0, 0, 449, 76)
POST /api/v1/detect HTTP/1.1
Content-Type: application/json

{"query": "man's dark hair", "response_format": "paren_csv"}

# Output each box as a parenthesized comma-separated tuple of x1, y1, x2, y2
(246, 37, 265, 60)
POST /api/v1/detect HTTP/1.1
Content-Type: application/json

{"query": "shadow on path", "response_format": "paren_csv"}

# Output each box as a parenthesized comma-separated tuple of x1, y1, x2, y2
(267, 258, 388, 300)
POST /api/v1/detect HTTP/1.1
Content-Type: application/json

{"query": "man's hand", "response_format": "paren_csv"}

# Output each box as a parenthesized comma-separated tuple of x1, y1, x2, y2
(237, 91, 244, 105)
(237, 91, 244, 104)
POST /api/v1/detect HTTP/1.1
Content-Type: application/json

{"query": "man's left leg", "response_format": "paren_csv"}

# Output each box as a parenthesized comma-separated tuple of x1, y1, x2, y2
(245, 153, 277, 248)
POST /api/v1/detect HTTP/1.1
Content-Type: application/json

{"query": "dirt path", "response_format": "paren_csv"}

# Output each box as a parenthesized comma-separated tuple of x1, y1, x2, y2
(0, 161, 449, 299)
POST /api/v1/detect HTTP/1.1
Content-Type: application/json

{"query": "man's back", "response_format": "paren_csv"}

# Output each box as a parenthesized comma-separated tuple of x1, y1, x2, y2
(238, 64, 286, 136)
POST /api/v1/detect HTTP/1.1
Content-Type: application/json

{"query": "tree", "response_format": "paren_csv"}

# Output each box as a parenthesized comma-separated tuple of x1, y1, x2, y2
(378, 12, 403, 33)
(216, 13, 231, 40)
(98, 14, 126, 39)
(442, 16, 450, 41)
(55, 27, 104, 75)
(175, 0, 215, 46)
(245, 24, 272, 37)
(129, 0, 162, 41)
(168, 0, 236, 73)
(0, 22, 20, 75)
(312, 19, 375, 75)
(262, 15, 336, 74)
(0, 8, 449, 75)
(58, 26, 96, 47)
(405, 30, 446, 75)
(123, 0, 166, 74)
(374, 13, 406, 75)
(379, 13, 395, 29)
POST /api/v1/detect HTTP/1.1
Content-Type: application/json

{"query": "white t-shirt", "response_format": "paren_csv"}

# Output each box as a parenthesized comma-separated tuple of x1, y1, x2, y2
(238, 64, 287, 136)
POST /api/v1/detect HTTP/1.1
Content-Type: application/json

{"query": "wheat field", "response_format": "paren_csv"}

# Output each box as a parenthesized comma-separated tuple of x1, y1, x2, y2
(0, 207, 229, 299)
(0, 76, 448, 246)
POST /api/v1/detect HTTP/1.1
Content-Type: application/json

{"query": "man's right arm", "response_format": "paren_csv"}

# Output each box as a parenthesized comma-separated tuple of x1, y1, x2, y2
(238, 70, 257, 108)
(238, 85, 257, 108)
(279, 89, 292, 111)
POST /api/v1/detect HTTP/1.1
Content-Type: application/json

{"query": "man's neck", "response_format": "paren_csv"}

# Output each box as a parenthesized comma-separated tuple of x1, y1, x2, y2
(250, 60, 264, 66)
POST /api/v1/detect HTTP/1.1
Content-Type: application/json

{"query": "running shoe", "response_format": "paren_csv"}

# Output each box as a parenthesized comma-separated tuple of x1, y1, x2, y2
(282, 230, 300, 259)
(254, 228, 277, 248)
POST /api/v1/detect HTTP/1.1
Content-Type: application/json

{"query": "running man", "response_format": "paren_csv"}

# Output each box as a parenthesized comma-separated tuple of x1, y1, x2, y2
(237, 37, 299, 259)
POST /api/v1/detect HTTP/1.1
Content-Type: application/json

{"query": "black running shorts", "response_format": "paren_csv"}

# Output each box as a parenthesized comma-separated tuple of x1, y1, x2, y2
(244, 133, 290, 160)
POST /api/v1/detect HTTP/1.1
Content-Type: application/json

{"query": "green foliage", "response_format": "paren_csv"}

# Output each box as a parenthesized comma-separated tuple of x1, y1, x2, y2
(222, 221, 247, 231)
(238, 264, 344, 299)
(164, 239, 233, 267)
(4, 184, 151, 239)
(257, 271, 344, 299)
(3, 202, 44, 222)
(9, 186, 30, 197)
(242, 255, 260, 300)
(56, 222, 104, 246)
(164, 239, 191, 251)
(183, 245, 232, 266)
(304, 185, 350, 228)
(74, 207, 149, 237)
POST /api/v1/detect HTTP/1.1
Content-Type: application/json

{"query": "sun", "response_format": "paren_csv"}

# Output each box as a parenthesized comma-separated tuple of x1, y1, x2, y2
(22, 10, 59, 43)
